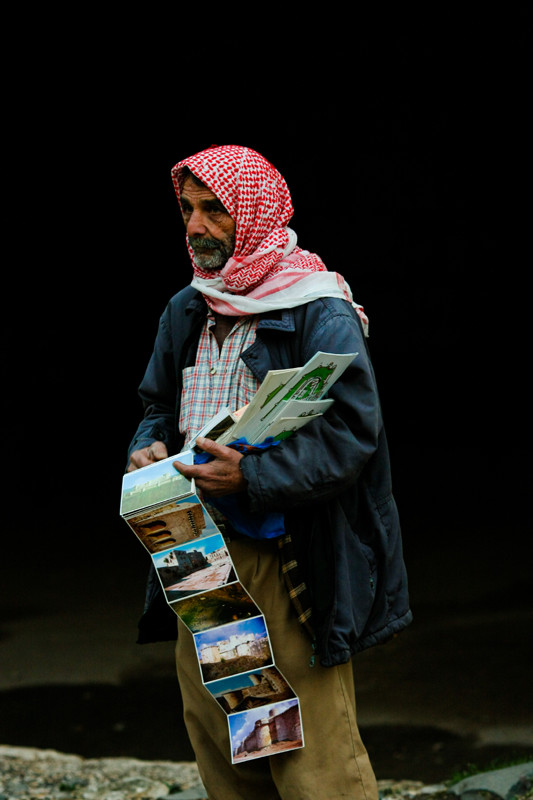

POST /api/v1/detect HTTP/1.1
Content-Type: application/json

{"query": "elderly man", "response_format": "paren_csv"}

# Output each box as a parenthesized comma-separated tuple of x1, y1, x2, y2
(127, 145, 412, 800)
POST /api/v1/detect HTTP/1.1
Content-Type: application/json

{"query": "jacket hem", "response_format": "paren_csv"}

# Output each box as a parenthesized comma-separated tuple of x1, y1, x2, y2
(318, 609, 414, 667)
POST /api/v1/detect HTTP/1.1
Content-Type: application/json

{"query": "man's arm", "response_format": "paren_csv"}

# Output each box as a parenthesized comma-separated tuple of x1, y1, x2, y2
(176, 301, 381, 510)
(127, 305, 181, 466)
(240, 300, 382, 513)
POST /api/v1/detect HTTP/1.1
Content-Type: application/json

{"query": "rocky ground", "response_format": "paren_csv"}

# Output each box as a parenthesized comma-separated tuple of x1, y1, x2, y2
(1, 746, 532, 800)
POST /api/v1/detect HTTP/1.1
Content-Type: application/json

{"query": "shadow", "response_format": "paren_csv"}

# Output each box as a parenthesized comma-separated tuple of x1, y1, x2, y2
(361, 724, 533, 784)
(0, 680, 195, 763)
(1, 682, 531, 783)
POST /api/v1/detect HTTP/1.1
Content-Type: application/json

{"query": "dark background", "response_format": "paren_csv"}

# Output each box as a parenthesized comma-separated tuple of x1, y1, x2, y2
(2, 25, 531, 784)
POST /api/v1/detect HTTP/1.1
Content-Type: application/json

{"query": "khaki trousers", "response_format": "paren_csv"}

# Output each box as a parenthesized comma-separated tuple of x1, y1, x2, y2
(176, 537, 378, 800)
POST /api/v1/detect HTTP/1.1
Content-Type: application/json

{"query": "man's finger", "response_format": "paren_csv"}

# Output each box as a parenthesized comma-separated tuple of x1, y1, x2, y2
(147, 441, 169, 461)
(195, 436, 223, 455)
(173, 459, 195, 478)
(196, 436, 242, 461)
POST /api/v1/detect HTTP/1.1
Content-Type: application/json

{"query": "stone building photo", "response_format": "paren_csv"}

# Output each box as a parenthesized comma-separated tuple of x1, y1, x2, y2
(199, 629, 270, 667)
(209, 667, 295, 714)
(194, 617, 273, 684)
(229, 699, 304, 762)
(156, 547, 208, 586)
(152, 533, 236, 601)
(126, 500, 207, 553)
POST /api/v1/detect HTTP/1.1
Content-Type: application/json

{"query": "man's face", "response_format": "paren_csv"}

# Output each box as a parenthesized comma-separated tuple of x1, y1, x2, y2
(180, 176, 236, 271)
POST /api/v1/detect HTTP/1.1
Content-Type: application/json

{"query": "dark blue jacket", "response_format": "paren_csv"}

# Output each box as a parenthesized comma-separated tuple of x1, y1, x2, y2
(128, 285, 412, 667)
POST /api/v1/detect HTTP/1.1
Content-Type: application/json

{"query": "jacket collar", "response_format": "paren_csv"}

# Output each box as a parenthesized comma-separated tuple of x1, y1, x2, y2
(185, 289, 296, 332)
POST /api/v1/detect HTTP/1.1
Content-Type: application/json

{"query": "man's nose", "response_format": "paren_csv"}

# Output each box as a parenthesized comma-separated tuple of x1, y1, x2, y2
(186, 209, 208, 237)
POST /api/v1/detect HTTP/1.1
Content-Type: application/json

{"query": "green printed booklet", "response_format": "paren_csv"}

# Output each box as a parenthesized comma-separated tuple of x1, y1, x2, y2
(191, 350, 358, 450)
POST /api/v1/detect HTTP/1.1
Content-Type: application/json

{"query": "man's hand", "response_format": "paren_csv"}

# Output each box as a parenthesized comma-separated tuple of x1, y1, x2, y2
(127, 440, 169, 472)
(173, 437, 246, 497)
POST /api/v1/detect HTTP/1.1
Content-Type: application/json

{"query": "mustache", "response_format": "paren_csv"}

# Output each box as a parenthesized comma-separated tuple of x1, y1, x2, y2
(189, 236, 222, 250)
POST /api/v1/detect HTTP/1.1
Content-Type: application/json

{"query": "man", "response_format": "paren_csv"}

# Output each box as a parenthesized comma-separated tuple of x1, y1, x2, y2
(127, 144, 412, 800)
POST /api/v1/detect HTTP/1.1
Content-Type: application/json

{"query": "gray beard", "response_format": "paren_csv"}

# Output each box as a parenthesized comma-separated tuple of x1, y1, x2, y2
(190, 235, 234, 271)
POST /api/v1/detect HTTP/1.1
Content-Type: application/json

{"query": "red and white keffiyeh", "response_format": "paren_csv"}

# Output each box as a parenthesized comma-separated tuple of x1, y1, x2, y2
(171, 145, 369, 335)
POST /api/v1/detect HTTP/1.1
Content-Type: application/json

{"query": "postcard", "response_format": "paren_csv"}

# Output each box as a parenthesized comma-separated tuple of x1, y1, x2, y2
(124, 493, 221, 555)
(170, 582, 261, 634)
(228, 697, 304, 763)
(120, 450, 194, 516)
(206, 666, 296, 714)
(152, 533, 237, 601)
(193, 616, 273, 684)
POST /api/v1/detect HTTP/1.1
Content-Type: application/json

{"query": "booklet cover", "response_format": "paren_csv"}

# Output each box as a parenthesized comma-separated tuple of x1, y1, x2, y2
(216, 351, 357, 447)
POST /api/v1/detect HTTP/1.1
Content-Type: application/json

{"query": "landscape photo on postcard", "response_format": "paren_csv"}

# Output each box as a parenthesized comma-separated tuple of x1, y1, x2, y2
(171, 582, 261, 633)
(151, 533, 236, 601)
(120, 451, 194, 516)
(206, 666, 296, 714)
(228, 697, 304, 763)
(194, 616, 273, 684)
(124, 494, 221, 554)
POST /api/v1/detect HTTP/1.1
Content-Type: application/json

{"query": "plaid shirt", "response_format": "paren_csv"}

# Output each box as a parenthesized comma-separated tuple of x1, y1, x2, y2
(179, 313, 260, 446)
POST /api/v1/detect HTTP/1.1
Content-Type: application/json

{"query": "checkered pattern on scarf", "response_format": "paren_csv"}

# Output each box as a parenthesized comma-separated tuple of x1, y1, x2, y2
(171, 144, 327, 292)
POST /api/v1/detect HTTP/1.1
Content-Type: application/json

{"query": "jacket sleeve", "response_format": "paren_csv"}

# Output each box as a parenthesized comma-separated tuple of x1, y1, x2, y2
(127, 288, 205, 461)
(127, 307, 179, 459)
(240, 298, 382, 513)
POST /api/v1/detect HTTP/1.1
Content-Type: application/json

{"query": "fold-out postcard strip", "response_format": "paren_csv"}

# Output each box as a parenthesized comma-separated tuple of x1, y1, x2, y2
(121, 453, 304, 763)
